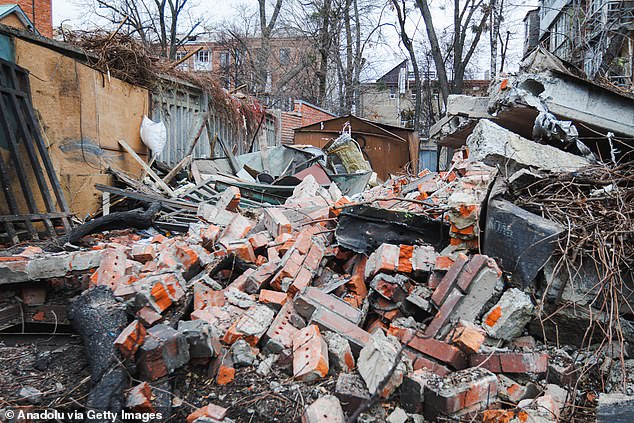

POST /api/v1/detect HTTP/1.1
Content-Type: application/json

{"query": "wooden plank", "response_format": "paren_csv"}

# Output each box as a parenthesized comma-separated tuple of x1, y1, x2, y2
(163, 154, 192, 185)
(10, 62, 73, 233)
(0, 212, 73, 222)
(118, 139, 176, 197)
(9, 92, 58, 237)
(0, 93, 39, 240)
(95, 184, 197, 211)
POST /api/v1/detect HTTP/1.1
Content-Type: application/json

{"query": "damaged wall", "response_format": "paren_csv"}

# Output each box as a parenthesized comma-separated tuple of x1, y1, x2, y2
(7, 32, 148, 217)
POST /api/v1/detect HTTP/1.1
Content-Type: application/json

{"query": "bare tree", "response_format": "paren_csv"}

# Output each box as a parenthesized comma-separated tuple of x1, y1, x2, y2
(92, 0, 205, 59)
(415, 0, 494, 105)
(390, 0, 422, 133)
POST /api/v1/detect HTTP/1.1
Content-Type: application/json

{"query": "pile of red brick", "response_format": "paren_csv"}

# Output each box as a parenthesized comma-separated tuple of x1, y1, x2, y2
(83, 157, 566, 422)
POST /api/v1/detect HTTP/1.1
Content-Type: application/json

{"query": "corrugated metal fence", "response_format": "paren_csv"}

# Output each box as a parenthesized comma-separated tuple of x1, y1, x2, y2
(151, 75, 276, 165)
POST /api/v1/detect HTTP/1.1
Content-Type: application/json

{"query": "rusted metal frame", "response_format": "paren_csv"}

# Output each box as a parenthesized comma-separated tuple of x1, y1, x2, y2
(9, 64, 73, 233)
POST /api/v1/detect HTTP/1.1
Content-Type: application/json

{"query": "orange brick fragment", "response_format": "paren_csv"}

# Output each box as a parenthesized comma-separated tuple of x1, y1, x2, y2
(114, 320, 146, 358)
(484, 306, 503, 327)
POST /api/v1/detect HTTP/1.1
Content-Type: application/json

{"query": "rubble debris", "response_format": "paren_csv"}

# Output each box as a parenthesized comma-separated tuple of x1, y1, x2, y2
(3, 80, 632, 423)
(482, 288, 534, 340)
(596, 393, 634, 423)
(301, 395, 345, 423)
(466, 119, 590, 174)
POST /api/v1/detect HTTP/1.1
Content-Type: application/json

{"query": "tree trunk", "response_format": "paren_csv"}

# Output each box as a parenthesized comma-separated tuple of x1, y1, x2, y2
(415, 0, 451, 105)
(68, 286, 128, 422)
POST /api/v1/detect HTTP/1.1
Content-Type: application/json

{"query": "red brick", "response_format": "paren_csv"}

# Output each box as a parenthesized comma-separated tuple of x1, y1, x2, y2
(403, 350, 451, 376)
(288, 266, 314, 295)
(293, 325, 329, 381)
(430, 253, 469, 307)
(293, 228, 315, 254)
(424, 288, 465, 337)
(225, 240, 257, 263)
(400, 332, 467, 370)
(130, 244, 156, 263)
(365, 244, 400, 278)
(202, 224, 221, 250)
(470, 352, 549, 374)
(455, 255, 489, 292)
(344, 255, 368, 308)
(270, 249, 303, 291)
(310, 307, 371, 354)
(89, 249, 127, 289)
(398, 244, 414, 273)
(248, 231, 271, 251)
(193, 283, 225, 310)
(244, 260, 281, 294)
(218, 214, 253, 248)
(259, 289, 288, 310)
(114, 320, 146, 358)
(303, 243, 325, 271)
(174, 244, 201, 274)
(149, 283, 173, 312)
(137, 325, 189, 380)
(264, 301, 304, 353)
(451, 321, 486, 354)
(215, 351, 235, 385)
(136, 307, 162, 326)
(126, 382, 154, 413)
(435, 255, 455, 270)
(262, 208, 292, 237)
(186, 403, 228, 423)
(424, 368, 497, 421)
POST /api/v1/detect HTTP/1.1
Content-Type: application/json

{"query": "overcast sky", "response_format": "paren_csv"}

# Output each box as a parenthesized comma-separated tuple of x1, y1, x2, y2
(52, 0, 539, 80)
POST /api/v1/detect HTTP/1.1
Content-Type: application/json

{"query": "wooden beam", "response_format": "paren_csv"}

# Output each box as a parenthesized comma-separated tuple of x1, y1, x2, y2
(117, 140, 176, 197)
(163, 155, 192, 185)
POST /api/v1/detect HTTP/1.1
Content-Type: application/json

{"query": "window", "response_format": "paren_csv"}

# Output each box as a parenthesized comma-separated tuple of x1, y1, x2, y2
(194, 50, 211, 71)
(279, 48, 290, 65)
(219, 51, 230, 68)
(174, 51, 189, 70)
(389, 86, 396, 99)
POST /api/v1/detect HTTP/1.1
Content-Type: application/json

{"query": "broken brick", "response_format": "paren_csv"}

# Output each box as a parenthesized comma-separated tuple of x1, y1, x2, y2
(223, 304, 275, 346)
(186, 403, 228, 423)
(137, 324, 190, 380)
(451, 320, 486, 354)
(264, 301, 305, 353)
(114, 320, 146, 358)
(262, 207, 292, 237)
(259, 289, 288, 310)
(216, 186, 241, 212)
(126, 382, 154, 413)
(470, 352, 549, 374)
(424, 367, 497, 421)
(293, 325, 329, 381)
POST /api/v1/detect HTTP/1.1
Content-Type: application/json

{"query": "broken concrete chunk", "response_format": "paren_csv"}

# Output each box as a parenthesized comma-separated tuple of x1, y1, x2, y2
(466, 119, 590, 175)
(301, 395, 345, 423)
(358, 331, 407, 398)
(323, 331, 355, 373)
(230, 339, 258, 367)
(334, 373, 371, 412)
(596, 393, 634, 423)
(482, 288, 534, 340)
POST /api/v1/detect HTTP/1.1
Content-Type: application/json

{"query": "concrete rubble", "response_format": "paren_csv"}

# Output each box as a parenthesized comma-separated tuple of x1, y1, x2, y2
(1, 60, 632, 423)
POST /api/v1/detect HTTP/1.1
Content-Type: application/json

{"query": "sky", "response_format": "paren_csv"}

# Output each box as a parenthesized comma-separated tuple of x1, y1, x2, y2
(52, 0, 539, 81)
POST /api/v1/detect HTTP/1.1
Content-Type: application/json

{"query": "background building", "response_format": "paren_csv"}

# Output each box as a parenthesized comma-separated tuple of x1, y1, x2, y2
(525, 0, 634, 86)
(0, 0, 51, 37)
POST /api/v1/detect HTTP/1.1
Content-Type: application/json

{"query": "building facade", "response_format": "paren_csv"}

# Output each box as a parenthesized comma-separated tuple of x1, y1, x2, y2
(359, 60, 489, 132)
(525, 0, 634, 86)
(0, 0, 51, 37)
(173, 35, 320, 110)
